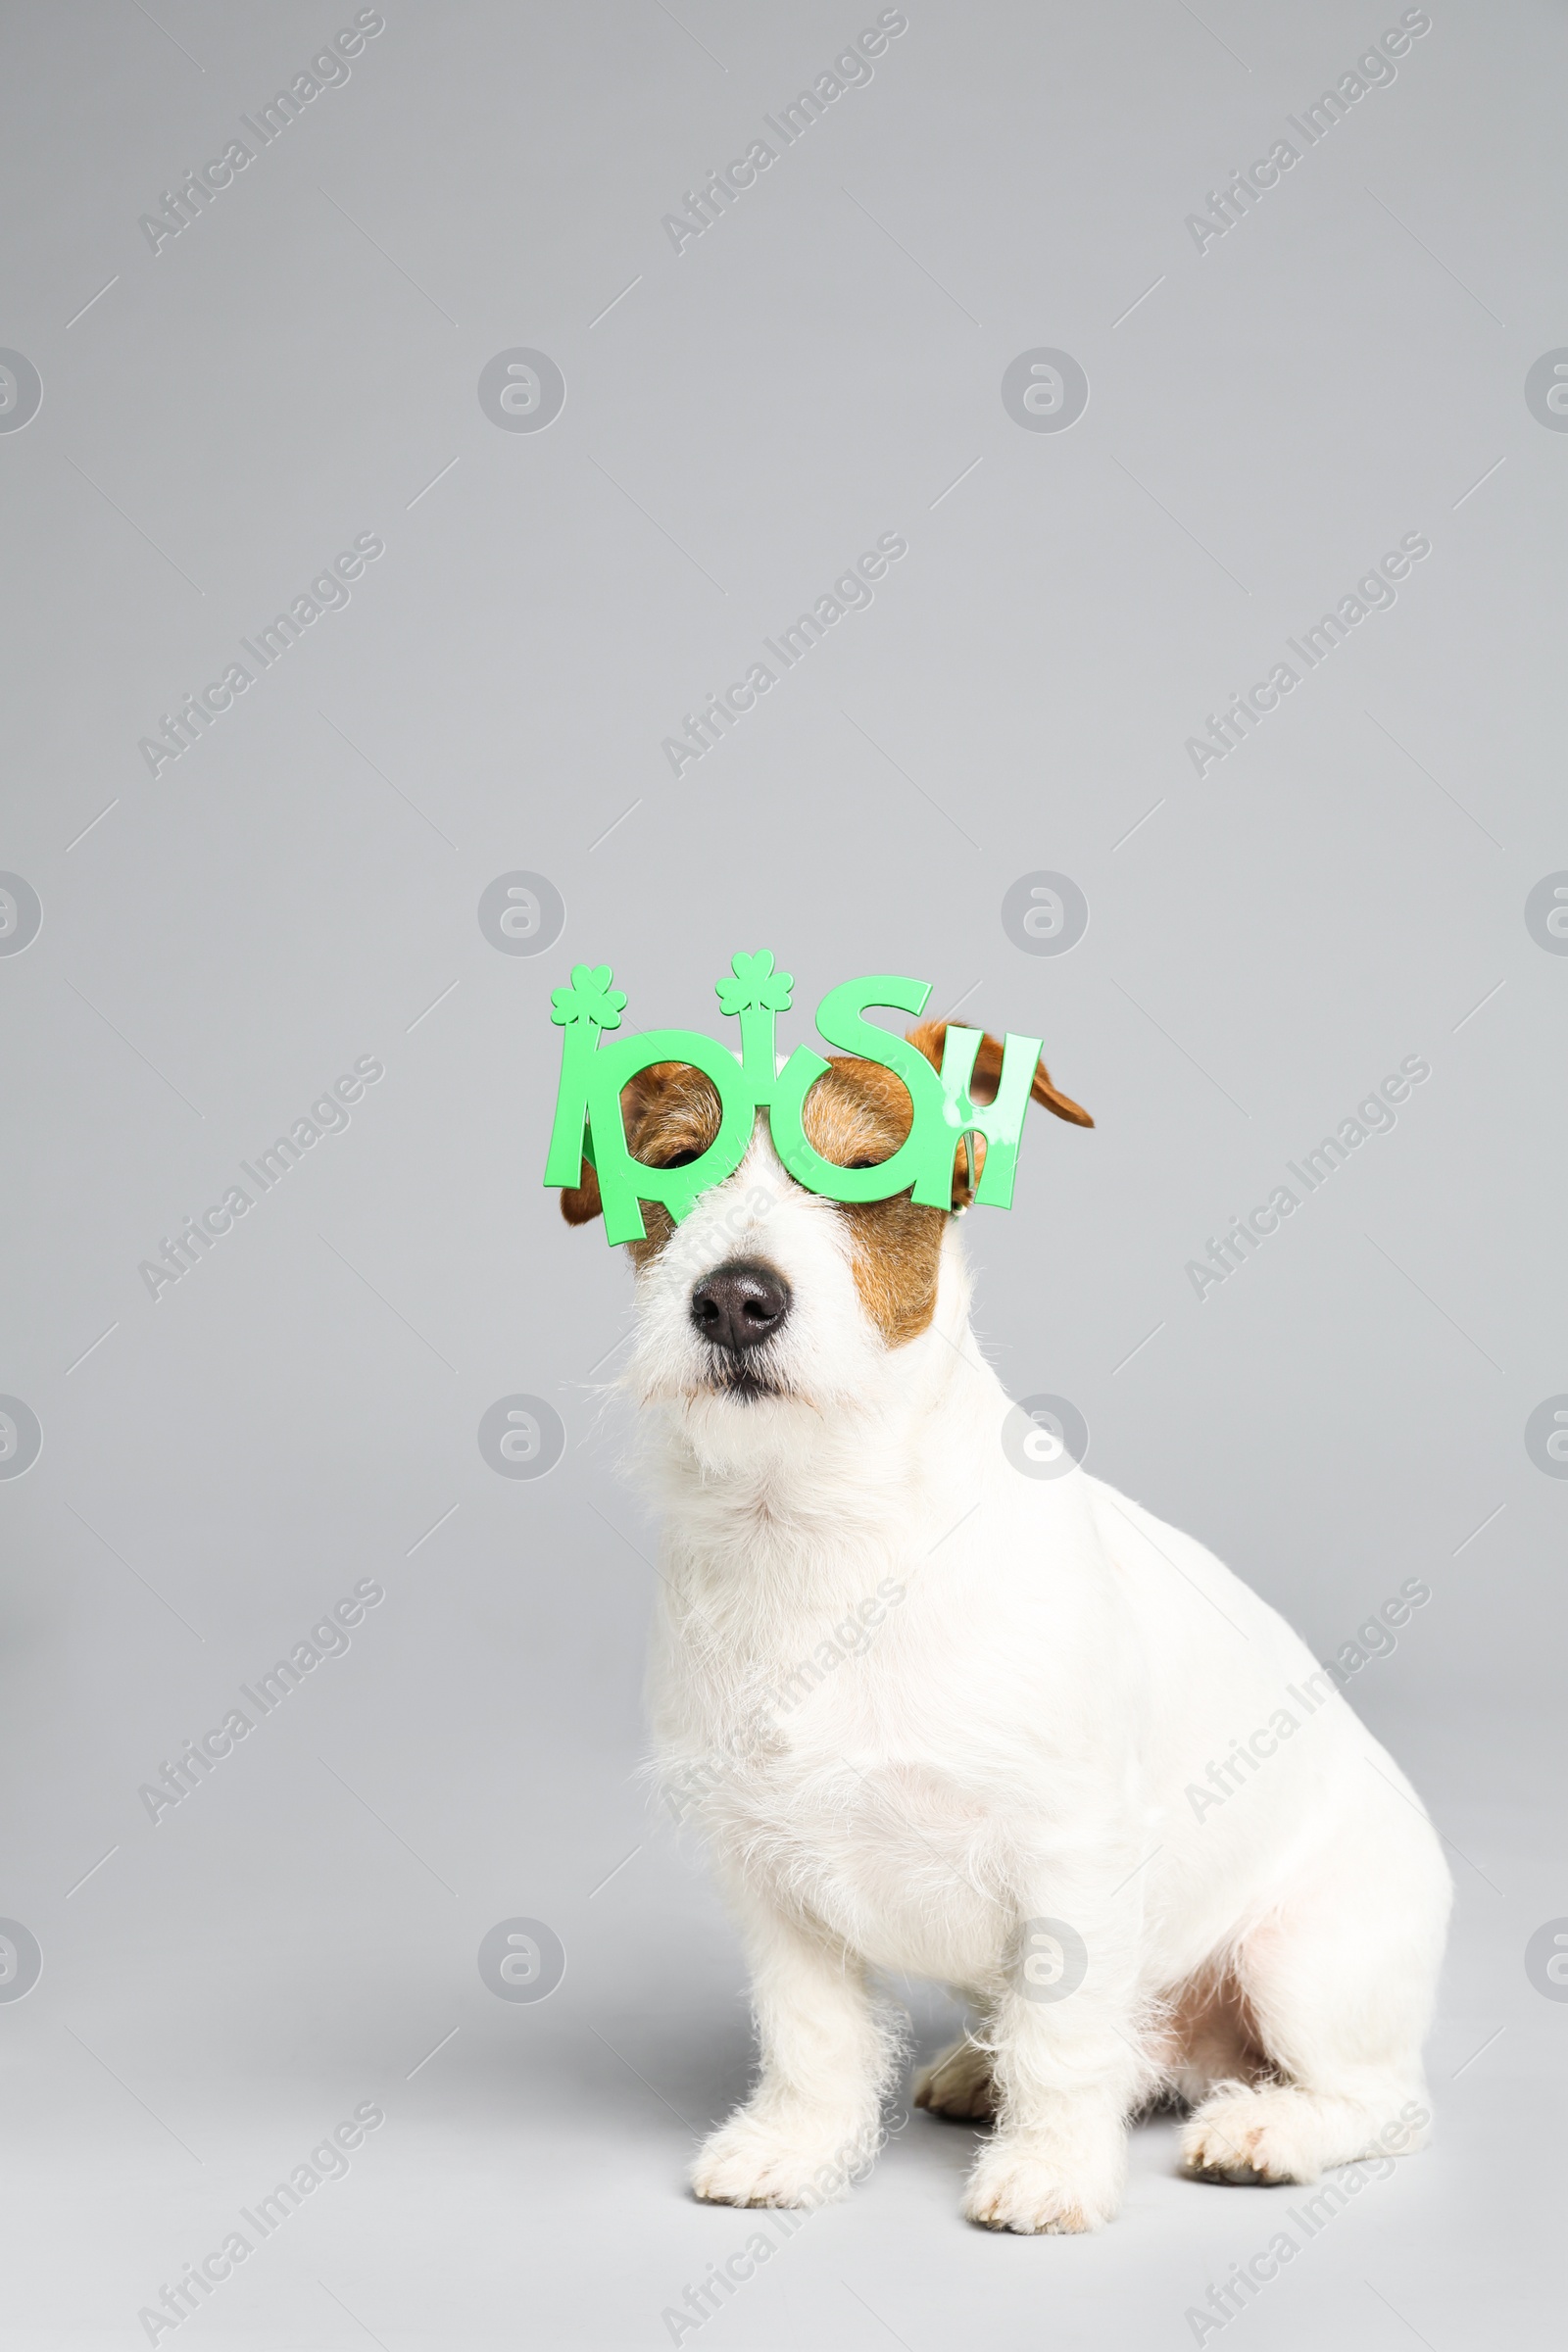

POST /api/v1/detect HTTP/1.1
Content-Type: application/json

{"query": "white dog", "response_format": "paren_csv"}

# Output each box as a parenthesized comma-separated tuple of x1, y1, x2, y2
(561, 1023, 1451, 2233)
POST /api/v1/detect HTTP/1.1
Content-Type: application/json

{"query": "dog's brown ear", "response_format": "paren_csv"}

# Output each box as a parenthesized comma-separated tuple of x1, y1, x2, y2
(560, 1158, 603, 1224)
(906, 1021, 1094, 1128)
(906, 1020, 1093, 1209)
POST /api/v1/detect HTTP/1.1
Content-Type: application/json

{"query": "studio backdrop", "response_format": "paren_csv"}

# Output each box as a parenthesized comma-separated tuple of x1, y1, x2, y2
(1, 1, 1562, 2345)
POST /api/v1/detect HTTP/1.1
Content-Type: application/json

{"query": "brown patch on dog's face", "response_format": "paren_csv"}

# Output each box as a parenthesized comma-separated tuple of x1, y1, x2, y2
(803, 1025, 1094, 1348)
(802, 1058, 948, 1348)
(558, 1062, 722, 1269)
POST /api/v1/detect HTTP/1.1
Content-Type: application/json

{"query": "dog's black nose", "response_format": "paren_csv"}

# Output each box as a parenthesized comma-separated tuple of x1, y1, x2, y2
(690, 1258, 792, 1352)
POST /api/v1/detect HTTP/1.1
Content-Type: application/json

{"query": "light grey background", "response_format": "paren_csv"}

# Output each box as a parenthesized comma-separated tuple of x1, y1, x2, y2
(1, 1, 1563, 2344)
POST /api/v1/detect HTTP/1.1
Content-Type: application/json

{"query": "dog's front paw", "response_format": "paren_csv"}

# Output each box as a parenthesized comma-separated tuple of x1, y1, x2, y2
(691, 2113, 870, 2210)
(961, 2130, 1124, 2235)
(1181, 2085, 1313, 2183)
(1179, 2082, 1425, 2185)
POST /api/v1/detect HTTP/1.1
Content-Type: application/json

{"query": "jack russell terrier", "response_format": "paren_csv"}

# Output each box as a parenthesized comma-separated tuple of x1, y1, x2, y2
(560, 1022, 1450, 2233)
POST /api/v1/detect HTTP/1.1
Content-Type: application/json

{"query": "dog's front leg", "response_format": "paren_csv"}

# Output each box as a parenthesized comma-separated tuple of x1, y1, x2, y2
(962, 1888, 1150, 2235)
(691, 1892, 894, 2210)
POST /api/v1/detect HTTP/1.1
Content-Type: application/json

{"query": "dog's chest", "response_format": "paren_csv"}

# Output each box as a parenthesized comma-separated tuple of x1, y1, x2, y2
(695, 1649, 1020, 1985)
(660, 1488, 1045, 1982)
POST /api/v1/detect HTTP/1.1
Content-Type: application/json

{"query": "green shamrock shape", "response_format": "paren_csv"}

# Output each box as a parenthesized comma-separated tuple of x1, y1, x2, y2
(714, 950, 794, 1017)
(550, 963, 627, 1031)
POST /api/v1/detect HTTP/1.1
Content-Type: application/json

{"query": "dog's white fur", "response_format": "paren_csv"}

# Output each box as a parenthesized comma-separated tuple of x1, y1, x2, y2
(619, 1131, 1451, 2232)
